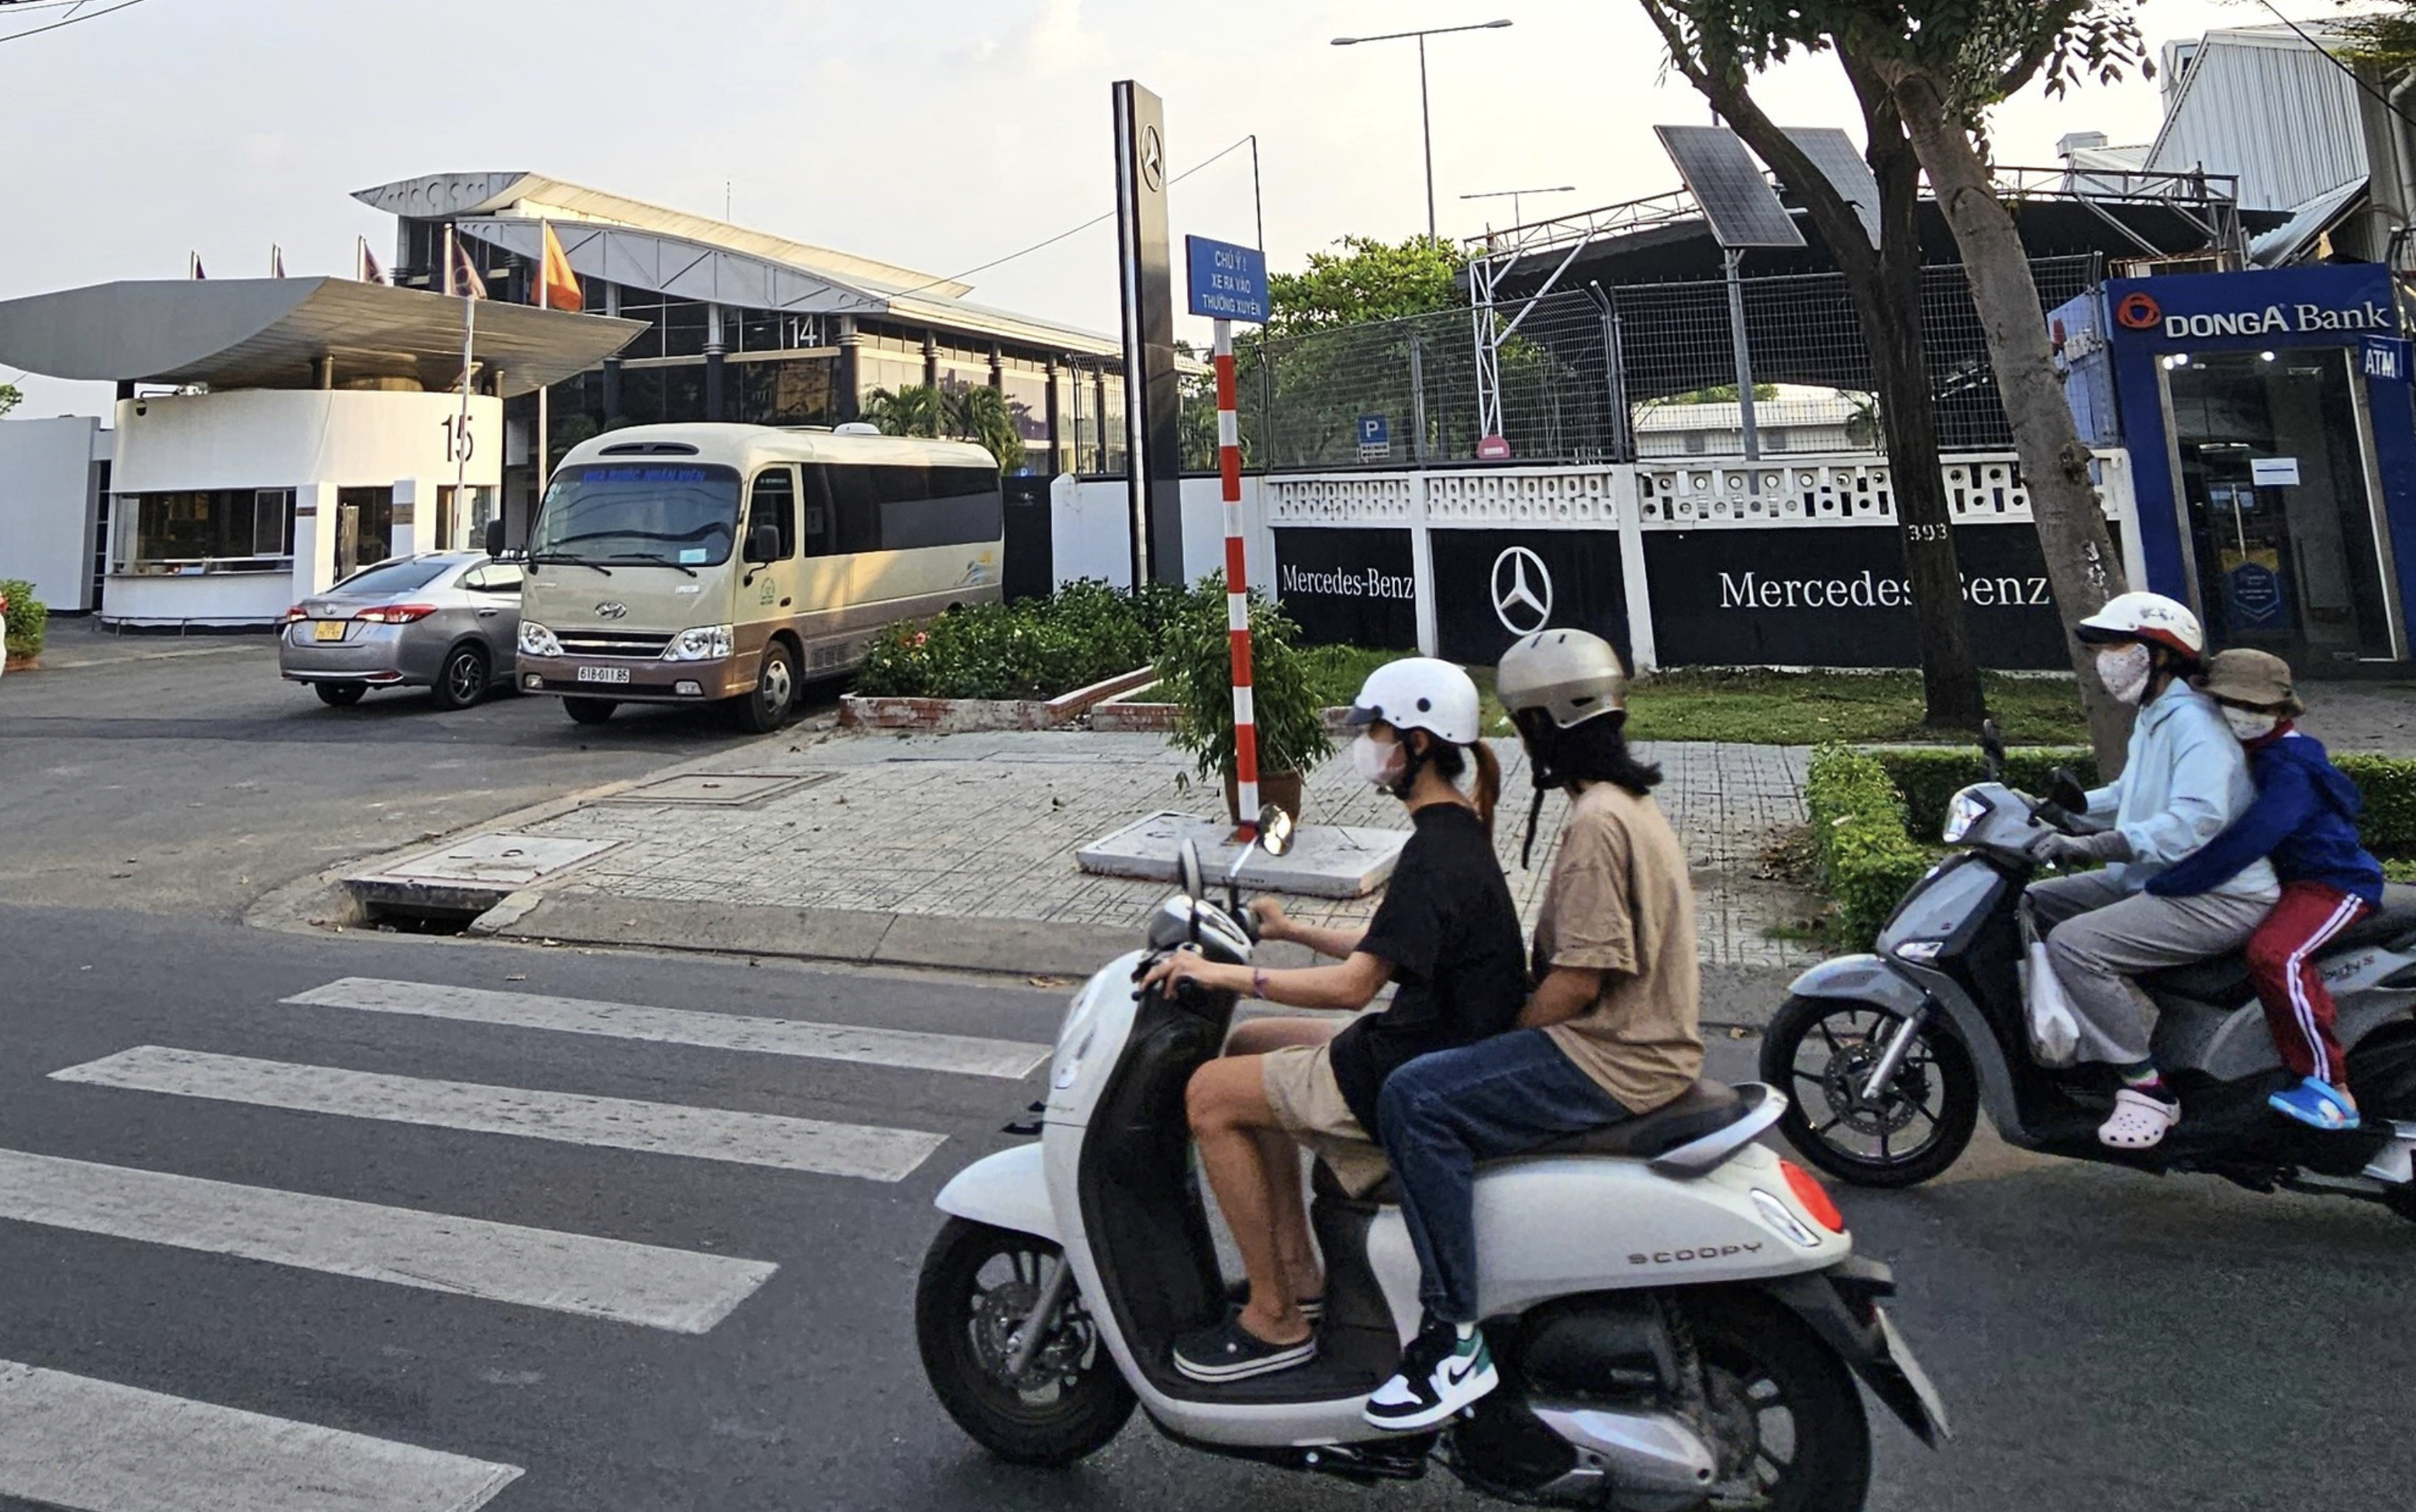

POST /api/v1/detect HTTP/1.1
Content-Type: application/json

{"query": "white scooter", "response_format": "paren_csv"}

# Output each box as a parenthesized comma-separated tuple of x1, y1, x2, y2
(916, 809, 1946, 1510)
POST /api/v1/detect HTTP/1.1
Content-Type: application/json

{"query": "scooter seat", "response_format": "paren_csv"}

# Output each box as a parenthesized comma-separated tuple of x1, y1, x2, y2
(1331, 1080, 1749, 1206)
(2328, 882, 2416, 951)
(2137, 883, 2416, 1006)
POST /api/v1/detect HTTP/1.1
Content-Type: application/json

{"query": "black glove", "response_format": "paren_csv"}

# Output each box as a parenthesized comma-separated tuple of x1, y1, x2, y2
(2028, 830, 2132, 868)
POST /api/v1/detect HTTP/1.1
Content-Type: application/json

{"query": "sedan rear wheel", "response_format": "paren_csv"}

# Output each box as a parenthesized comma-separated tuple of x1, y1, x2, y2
(430, 644, 488, 710)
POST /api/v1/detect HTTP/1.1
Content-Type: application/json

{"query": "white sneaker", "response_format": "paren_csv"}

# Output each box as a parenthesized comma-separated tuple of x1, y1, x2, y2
(1364, 1320, 1498, 1431)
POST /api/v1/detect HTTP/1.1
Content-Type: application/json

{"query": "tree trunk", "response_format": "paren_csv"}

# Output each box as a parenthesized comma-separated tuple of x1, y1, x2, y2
(1634, 9, 1986, 729)
(1845, 67, 1985, 730)
(1883, 64, 2132, 768)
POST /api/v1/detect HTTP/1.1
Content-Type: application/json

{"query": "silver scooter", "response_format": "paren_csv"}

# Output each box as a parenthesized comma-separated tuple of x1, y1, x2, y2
(917, 807, 1945, 1510)
(1765, 731, 2416, 1215)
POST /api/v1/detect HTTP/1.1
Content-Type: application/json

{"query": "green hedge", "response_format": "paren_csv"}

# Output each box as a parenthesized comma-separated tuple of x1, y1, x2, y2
(1872, 747, 2100, 844)
(854, 580, 1157, 700)
(1, 580, 46, 659)
(1805, 745, 1938, 951)
(1804, 745, 2416, 951)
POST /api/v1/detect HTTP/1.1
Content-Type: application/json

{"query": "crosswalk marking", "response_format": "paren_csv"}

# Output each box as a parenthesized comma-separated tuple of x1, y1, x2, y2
(0, 1148, 777, 1334)
(0, 1357, 523, 1512)
(51, 1045, 946, 1182)
(282, 975, 1051, 1080)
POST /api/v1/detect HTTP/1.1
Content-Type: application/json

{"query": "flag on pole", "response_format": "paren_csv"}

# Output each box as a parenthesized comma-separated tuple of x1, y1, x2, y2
(445, 226, 487, 301)
(188, 252, 205, 281)
(537, 221, 584, 312)
(357, 236, 386, 286)
(271, 245, 286, 278)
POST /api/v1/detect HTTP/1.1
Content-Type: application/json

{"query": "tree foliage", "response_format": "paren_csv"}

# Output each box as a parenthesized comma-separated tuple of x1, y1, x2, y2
(863, 382, 1026, 471)
(0, 382, 19, 419)
(1264, 235, 1465, 340)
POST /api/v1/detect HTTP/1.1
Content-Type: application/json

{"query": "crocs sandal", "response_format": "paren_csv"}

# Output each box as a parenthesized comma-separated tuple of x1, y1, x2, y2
(2098, 1088, 2181, 1149)
(1173, 1313, 1317, 1383)
(2269, 1076, 2361, 1131)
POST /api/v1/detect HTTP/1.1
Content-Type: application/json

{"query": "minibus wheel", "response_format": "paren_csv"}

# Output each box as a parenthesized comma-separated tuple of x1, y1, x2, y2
(736, 641, 799, 733)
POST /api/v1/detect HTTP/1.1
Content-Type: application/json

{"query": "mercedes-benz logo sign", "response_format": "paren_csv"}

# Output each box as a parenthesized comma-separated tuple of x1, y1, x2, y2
(1490, 548, 1554, 635)
(1141, 126, 1165, 191)
(595, 601, 628, 620)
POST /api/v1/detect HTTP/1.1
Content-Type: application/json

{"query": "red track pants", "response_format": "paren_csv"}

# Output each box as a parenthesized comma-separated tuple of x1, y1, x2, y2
(2244, 882, 2371, 1085)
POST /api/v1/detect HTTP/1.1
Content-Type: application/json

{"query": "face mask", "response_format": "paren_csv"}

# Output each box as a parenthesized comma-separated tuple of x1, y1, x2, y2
(1351, 734, 1406, 788)
(2222, 707, 2280, 742)
(2095, 644, 2153, 706)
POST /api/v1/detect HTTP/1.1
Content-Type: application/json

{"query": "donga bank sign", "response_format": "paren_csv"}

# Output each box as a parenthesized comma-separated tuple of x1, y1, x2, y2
(2107, 265, 2398, 350)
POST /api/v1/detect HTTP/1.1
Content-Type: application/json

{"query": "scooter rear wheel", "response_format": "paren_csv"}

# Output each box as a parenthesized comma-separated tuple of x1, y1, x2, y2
(1762, 995, 1980, 1189)
(916, 1218, 1135, 1465)
(1687, 1291, 1872, 1512)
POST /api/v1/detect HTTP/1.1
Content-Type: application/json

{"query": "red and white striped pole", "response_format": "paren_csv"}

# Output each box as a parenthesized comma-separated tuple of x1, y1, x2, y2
(1215, 317, 1259, 841)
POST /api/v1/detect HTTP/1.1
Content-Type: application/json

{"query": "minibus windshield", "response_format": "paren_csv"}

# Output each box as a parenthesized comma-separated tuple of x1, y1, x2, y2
(531, 464, 740, 568)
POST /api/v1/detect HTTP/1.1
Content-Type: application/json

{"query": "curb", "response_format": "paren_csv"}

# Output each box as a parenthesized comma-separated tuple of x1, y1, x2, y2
(464, 889, 1138, 980)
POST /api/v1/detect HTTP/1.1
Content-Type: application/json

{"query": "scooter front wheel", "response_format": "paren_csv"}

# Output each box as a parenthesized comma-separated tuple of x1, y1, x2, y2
(1762, 996, 1979, 1189)
(916, 1218, 1135, 1465)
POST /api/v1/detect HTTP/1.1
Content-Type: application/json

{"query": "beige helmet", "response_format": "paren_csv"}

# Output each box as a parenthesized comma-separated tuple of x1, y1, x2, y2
(1497, 629, 1629, 730)
(2199, 647, 2304, 716)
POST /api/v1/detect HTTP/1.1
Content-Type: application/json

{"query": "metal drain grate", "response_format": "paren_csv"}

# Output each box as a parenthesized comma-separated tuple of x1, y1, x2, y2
(597, 772, 834, 807)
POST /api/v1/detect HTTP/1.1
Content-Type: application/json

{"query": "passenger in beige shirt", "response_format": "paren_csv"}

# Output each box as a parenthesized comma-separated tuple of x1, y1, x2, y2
(1365, 629, 1707, 1435)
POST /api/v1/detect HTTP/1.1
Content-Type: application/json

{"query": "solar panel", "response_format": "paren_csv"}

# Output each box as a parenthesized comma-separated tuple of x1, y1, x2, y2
(1655, 125, 1804, 250)
(1783, 126, 1883, 249)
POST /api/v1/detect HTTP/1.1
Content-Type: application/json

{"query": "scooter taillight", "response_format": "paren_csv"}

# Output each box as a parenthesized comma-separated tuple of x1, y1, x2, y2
(1781, 1159, 1846, 1233)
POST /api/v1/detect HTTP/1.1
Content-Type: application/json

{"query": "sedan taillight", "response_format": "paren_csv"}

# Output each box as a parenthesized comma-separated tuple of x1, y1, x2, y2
(281, 605, 309, 623)
(354, 603, 437, 624)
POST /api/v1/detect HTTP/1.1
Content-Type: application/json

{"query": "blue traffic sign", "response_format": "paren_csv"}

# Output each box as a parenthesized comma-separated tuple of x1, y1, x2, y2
(1185, 235, 1269, 323)
(1358, 415, 1389, 446)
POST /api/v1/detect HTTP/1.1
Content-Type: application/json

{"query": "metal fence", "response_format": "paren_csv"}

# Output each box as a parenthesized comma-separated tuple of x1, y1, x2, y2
(1217, 254, 2103, 471)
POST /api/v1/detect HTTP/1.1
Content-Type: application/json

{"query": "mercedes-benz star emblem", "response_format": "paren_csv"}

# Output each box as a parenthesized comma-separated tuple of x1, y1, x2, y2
(1140, 126, 1165, 191)
(595, 602, 628, 620)
(1490, 547, 1554, 635)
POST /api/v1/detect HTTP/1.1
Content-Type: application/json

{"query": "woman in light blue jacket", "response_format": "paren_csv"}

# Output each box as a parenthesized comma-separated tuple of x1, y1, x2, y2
(2027, 592, 2277, 1151)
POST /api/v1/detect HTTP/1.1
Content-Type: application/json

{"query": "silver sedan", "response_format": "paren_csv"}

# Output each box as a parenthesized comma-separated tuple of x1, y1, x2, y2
(278, 552, 523, 709)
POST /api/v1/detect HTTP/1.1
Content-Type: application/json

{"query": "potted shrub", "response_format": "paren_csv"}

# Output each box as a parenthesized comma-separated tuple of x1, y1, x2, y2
(0, 578, 45, 673)
(1158, 575, 1334, 823)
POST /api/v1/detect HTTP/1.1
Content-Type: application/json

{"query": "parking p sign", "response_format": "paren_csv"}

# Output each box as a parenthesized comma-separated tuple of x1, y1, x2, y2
(1185, 236, 1269, 323)
(1357, 414, 1391, 462)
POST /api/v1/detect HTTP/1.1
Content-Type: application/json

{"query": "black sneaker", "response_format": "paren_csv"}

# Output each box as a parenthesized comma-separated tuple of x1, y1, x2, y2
(1364, 1318, 1498, 1431)
(1173, 1314, 1317, 1383)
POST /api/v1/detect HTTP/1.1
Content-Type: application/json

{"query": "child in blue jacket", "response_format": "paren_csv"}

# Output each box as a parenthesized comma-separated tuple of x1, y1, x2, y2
(2149, 649, 2384, 1130)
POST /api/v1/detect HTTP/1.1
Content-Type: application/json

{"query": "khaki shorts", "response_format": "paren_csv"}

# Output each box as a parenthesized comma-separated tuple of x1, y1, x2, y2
(1260, 1043, 1391, 1198)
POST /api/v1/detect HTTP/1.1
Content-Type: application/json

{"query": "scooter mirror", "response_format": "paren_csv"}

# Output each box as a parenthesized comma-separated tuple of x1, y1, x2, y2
(1979, 718, 2007, 783)
(1255, 804, 1295, 858)
(1178, 839, 1205, 905)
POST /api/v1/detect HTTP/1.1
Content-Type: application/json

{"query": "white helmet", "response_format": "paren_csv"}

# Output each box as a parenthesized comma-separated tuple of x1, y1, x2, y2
(1344, 657, 1482, 746)
(2076, 591, 2204, 662)
(1497, 629, 1629, 730)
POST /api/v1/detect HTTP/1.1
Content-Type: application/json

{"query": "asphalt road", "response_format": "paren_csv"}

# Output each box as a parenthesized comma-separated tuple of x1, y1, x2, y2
(0, 623, 837, 917)
(2, 905, 2410, 1512)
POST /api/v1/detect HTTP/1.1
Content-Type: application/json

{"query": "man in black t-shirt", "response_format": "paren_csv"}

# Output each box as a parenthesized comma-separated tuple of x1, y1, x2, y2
(1141, 658, 1525, 1384)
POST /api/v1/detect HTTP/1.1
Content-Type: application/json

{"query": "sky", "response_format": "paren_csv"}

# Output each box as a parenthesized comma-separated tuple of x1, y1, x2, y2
(0, 0, 2354, 417)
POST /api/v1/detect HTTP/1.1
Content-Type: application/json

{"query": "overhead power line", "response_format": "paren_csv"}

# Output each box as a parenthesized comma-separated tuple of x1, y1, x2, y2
(888, 134, 1258, 299)
(0, 0, 157, 44)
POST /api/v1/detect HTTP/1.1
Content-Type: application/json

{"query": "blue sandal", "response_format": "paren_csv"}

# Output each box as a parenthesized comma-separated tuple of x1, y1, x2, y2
(2269, 1075, 2360, 1131)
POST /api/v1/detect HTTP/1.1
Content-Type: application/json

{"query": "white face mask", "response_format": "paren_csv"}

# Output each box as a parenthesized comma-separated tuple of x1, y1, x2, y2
(1351, 733, 1406, 788)
(2222, 707, 2280, 742)
(2095, 644, 2154, 706)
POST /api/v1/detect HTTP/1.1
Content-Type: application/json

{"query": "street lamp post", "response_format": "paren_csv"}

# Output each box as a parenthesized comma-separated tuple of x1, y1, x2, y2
(1332, 19, 1513, 243)
(1460, 184, 1576, 231)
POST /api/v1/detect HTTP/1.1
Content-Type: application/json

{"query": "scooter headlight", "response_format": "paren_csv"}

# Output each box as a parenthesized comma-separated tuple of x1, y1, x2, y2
(1941, 786, 1993, 844)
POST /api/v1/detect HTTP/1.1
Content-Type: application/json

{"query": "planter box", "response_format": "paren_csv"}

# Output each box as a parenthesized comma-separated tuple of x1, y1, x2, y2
(3, 653, 36, 674)
(1093, 691, 1358, 737)
(840, 666, 1155, 733)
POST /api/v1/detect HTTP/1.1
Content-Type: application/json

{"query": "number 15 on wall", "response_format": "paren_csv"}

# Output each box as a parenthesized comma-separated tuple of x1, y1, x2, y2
(438, 413, 475, 464)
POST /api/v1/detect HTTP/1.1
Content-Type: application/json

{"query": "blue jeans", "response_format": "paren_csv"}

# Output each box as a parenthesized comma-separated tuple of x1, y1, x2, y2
(1375, 1030, 1630, 1324)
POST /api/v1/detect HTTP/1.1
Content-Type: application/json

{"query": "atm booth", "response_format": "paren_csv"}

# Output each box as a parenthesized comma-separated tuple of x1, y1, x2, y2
(2057, 264, 2416, 669)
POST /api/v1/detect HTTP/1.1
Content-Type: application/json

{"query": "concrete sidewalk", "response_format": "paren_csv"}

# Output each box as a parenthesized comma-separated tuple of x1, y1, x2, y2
(308, 724, 1824, 1025)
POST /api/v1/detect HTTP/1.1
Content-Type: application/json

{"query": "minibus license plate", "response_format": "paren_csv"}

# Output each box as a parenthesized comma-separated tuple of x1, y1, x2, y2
(575, 665, 631, 685)
(311, 620, 346, 642)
